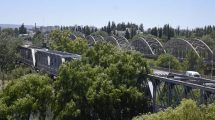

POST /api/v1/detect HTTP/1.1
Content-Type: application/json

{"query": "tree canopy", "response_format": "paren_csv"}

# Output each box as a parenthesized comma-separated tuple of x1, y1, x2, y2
(0, 74, 53, 120)
(53, 42, 151, 119)
(156, 54, 181, 70)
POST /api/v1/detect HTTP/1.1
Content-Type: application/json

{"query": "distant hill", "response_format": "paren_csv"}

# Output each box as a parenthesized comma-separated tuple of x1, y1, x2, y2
(0, 24, 34, 29)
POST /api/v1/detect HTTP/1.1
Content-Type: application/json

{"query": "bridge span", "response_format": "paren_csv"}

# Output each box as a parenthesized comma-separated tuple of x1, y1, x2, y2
(148, 68, 215, 112)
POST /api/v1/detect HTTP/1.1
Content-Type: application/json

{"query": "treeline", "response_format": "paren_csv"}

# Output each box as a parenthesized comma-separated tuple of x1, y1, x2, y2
(99, 21, 215, 42)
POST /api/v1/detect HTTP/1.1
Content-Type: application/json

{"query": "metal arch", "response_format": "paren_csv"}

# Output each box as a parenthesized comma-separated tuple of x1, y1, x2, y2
(186, 38, 213, 60)
(165, 38, 200, 59)
(150, 38, 166, 53)
(104, 36, 120, 47)
(69, 34, 77, 40)
(93, 35, 104, 42)
(131, 37, 155, 55)
(115, 36, 132, 49)
(194, 38, 213, 54)
(86, 35, 96, 46)
(98, 35, 105, 41)
(73, 32, 85, 38)
(144, 37, 166, 55)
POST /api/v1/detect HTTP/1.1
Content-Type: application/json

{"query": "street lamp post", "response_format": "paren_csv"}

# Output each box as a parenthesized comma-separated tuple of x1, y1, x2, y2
(211, 52, 214, 79)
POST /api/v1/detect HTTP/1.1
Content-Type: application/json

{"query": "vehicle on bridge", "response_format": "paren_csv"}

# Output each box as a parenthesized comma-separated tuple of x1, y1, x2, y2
(18, 45, 81, 76)
(185, 71, 201, 78)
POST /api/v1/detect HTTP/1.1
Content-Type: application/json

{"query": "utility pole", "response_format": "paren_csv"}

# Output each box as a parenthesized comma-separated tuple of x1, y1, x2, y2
(211, 52, 214, 79)
(169, 60, 170, 72)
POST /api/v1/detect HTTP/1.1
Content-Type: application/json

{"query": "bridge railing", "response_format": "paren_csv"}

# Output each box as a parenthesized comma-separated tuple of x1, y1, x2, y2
(152, 66, 215, 80)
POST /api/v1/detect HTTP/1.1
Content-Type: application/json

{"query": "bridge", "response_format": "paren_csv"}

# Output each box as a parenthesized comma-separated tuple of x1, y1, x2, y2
(67, 33, 215, 111)
(148, 69, 215, 112)
(19, 43, 215, 113)
(70, 33, 214, 66)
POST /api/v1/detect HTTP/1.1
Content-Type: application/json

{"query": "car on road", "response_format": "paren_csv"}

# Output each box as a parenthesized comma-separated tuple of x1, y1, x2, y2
(185, 71, 201, 78)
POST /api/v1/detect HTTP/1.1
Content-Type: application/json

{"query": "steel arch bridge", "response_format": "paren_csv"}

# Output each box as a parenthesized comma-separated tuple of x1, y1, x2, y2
(130, 37, 166, 57)
(69, 32, 85, 40)
(114, 36, 132, 49)
(187, 38, 213, 61)
(165, 38, 213, 61)
(103, 36, 120, 47)
(86, 35, 96, 46)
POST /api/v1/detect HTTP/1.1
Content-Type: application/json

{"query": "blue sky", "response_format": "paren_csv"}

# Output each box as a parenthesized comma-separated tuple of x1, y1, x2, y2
(0, 0, 215, 29)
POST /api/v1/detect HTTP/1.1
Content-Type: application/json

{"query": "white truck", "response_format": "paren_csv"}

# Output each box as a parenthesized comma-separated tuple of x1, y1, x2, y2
(185, 71, 201, 78)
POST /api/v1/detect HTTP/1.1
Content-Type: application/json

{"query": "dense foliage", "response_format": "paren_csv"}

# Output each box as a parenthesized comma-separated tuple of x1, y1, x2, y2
(49, 30, 88, 54)
(0, 30, 153, 119)
(133, 99, 215, 120)
(156, 54, 181, 70)
(0, 30, 22, 82)
(53, 42, 152, 119)
(0, 74, 53, 120)
(1, 21, 215, 119)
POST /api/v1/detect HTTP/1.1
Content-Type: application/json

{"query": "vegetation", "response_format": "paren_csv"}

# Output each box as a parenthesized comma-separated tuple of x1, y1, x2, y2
(0, 30, 152, 119)
(0, 29, 22, 84)
(49, 30, 88, 54)
(156, 54, 181, 70)
(0, 74, 53, 120)
(1, 22, 215, 119)
(182, 50, 205, 74)
(32, 31, 46, 47)
(53, 41, 151, 119)
(133, 99, 215, 120)
(19, 24, 27, 34)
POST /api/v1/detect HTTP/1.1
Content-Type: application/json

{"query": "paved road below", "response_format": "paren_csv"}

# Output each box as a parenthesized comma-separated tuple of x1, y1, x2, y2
(153, 69, 169, 76)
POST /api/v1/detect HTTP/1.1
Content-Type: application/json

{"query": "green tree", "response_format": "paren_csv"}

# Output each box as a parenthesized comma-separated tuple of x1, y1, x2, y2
(182, 50, 205, 73)
(125, 29, 130, 39)
(32, 32, 45, 47)
(139, 24, 144, 32)
(107, 21, 112, 35)
(50, 30, 88, 54)
(19, 23, 27, 34)
(53, 42, 151, 119)
(151, 27, 158, 37)
(0, 32, 22, 84)
(156, 54, 181, 70)
(0, 74, 53, 120)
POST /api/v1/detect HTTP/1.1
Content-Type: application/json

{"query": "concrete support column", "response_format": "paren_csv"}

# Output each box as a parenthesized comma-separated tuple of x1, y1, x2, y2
(167, 83, 174, 106)
(183, 86, 192, 98)
(152, 80, 157, 113)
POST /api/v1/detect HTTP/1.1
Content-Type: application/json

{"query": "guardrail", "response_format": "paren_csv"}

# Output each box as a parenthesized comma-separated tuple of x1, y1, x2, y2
(152, 66, 215, 80)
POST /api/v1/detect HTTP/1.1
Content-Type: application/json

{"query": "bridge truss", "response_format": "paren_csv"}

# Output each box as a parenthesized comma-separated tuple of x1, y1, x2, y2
(165, 38, 213, 61)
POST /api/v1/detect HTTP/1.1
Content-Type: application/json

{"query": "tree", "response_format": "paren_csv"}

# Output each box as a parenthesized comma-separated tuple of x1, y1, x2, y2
(158, 28, 163, 38)
(14, 28, 19, 36)
(139, 24, 144, 32)
(107, 21, 112, 35)
(151, 27, 158, 37)
(32, 32, 45, 47)
(66, 37, 88, 54)
(182, 50, 205, 73)
(0, 74, 53, 120)
(53, 42, 151, 119)
(156, 54, 181, 70)
(19, 23, 27, 34)
(125, 29, 130, 39)
(111, 21, 116, 30)
(0, 31, 22, 84)
(50, 30, 88, 54)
